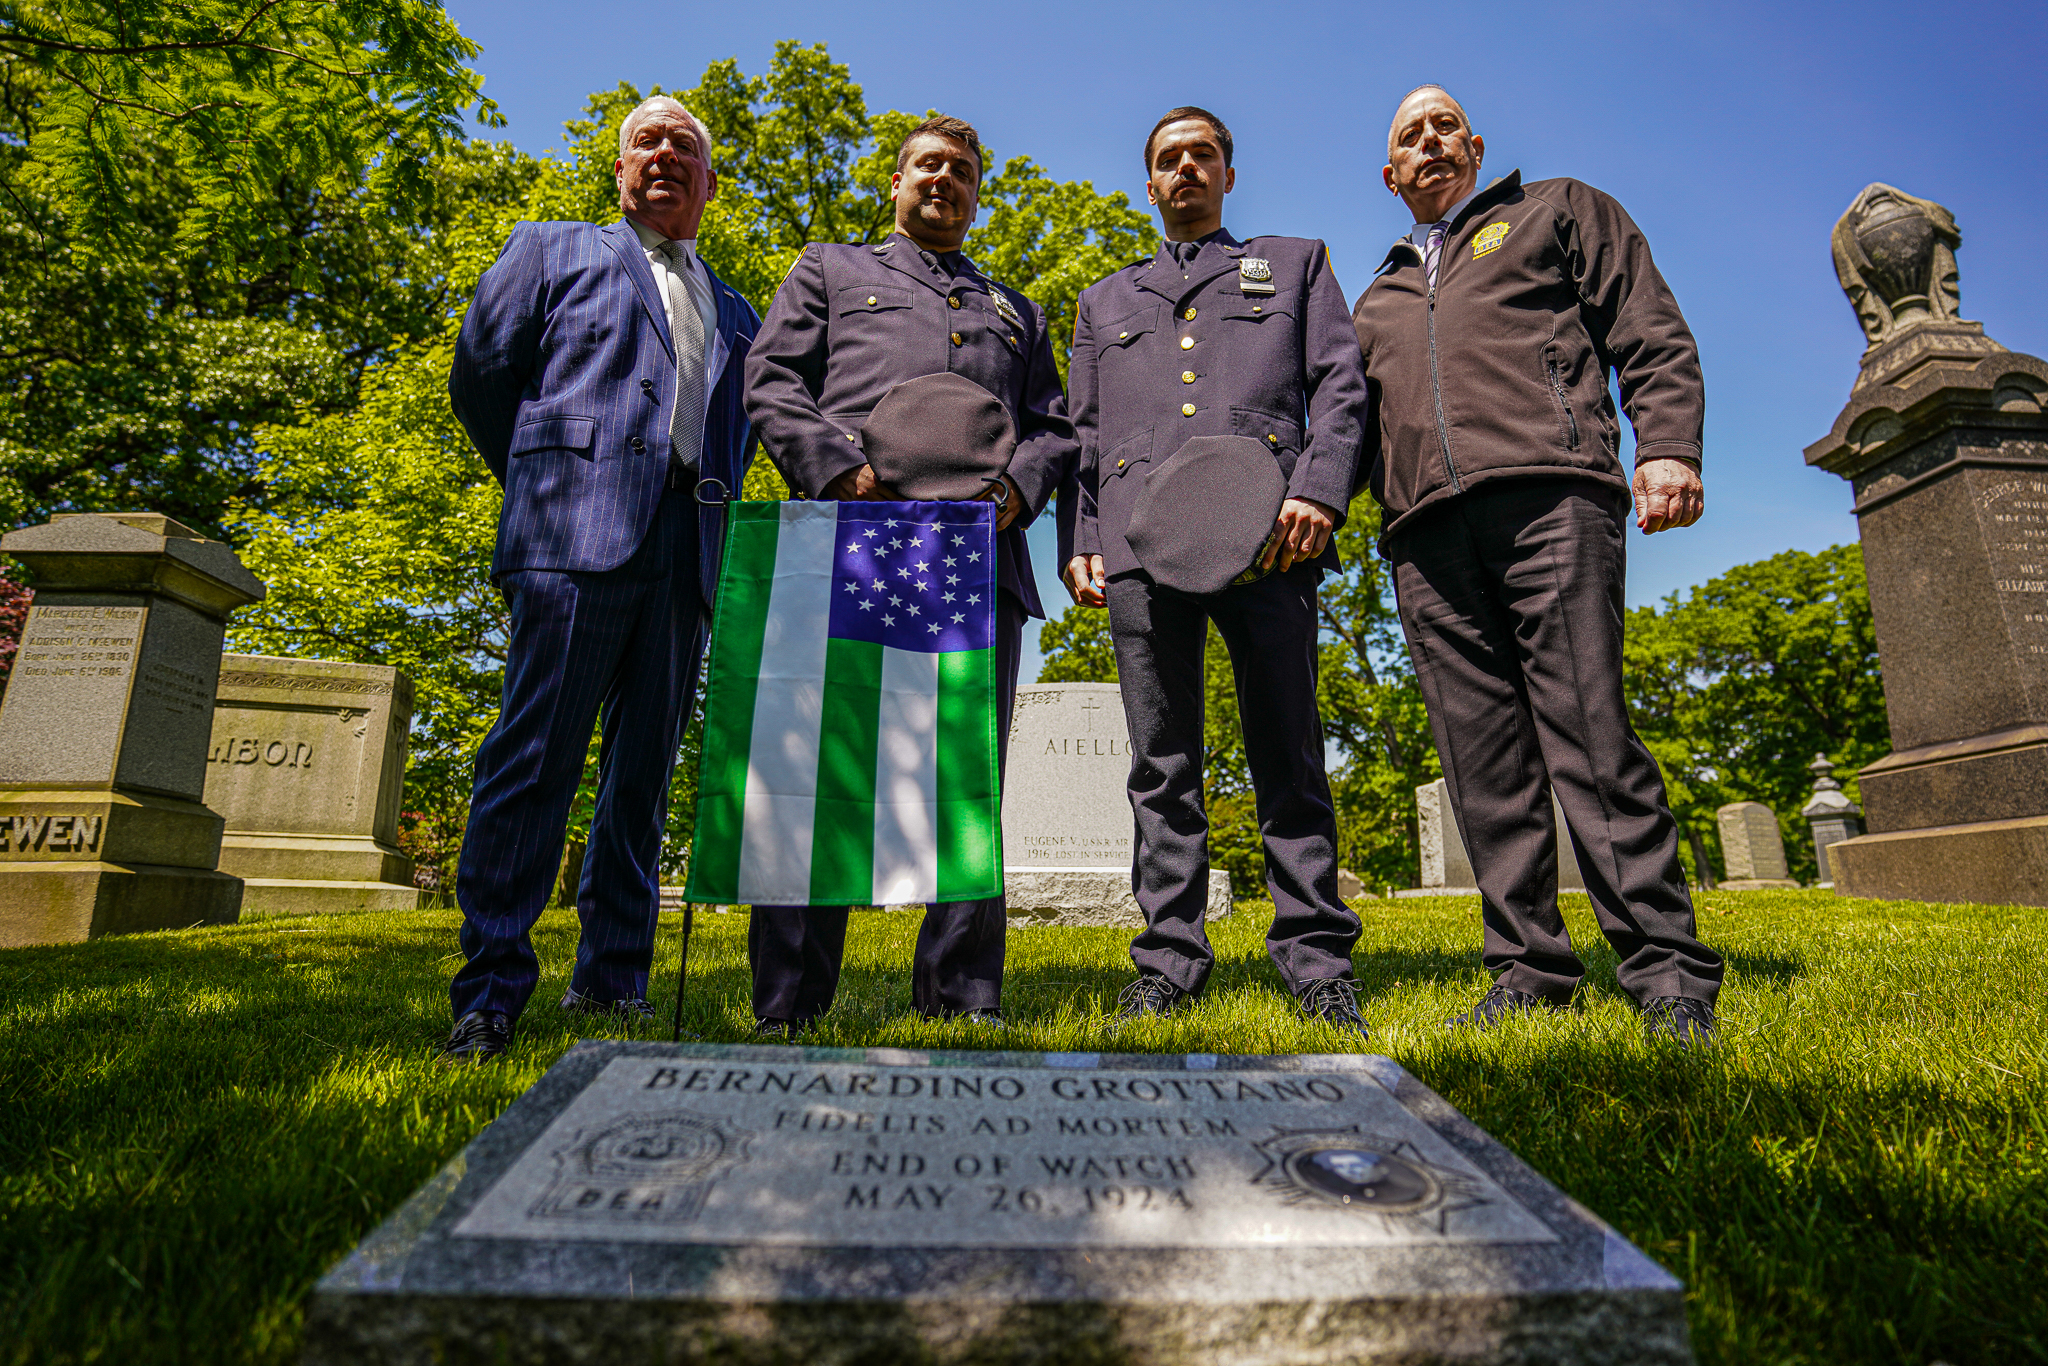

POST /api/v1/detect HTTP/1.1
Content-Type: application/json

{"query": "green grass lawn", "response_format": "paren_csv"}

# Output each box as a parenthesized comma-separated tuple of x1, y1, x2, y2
(0, 890, 2042, 1365)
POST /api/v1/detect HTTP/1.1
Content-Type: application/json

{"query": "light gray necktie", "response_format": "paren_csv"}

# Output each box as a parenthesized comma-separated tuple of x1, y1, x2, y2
(1423, 222, 1447, 293)
(658, 241, 708, 472)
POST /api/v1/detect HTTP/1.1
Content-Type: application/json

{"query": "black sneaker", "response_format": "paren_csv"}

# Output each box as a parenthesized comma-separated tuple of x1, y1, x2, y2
(440, 1010, 511, 1062)
(1642, 996, 1716, 1047)
(1295, 977, 1369, 1038)
(754, 1017, 805, 1039)
(560, 988, 658, 1025)
(1448, 984, 1568, 1030)
(1113, 976, 1191, 1021)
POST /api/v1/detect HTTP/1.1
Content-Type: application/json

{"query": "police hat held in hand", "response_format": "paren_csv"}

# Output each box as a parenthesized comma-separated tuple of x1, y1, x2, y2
(860, 372, 1017, 502)
(1126, 435, 1287, 595)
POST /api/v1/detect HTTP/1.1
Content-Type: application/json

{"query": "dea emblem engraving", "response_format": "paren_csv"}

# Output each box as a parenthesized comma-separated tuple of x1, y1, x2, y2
(1250, 1126, 1492, 1234)
(530, 1110, 753, 1225)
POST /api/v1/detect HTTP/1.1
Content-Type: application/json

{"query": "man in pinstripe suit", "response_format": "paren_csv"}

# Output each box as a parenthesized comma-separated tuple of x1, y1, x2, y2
(440, 96, 760, 1061)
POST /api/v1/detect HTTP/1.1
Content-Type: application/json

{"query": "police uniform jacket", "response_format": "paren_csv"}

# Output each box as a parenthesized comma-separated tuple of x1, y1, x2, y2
(1351, 172, 1704, 546)
(1069, 231, 1367, 580)
(744, 234, 1076, 618)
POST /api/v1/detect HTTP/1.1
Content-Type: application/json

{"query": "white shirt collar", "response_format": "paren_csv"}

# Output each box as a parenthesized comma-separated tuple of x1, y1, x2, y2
(1410, 182, 1487, 248)
(627, 218, 697, 261)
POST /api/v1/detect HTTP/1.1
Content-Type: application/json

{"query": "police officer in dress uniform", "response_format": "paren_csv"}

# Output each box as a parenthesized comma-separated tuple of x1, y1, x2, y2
(1064, 107, 1371, 1032)
(742, 115, 1076, 1033)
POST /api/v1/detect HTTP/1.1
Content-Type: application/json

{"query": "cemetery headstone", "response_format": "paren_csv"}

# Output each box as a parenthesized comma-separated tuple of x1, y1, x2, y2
(306, 1042, 1692, 1366)
(1714, 801, 1799, 889)
(1403, 779, 1583, 896)
(1800, 754, 1866, 887)
(1805, 184, 2048, 903)
(203, 654, 421, 916)
(1002, 683, 1231, 925)
(0, 513, 262, 944)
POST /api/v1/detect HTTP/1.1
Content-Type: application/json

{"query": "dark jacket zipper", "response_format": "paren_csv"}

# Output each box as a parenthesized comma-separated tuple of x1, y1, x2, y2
(1545, 354, 1580, 450)
(1426, 264, 1462, 493)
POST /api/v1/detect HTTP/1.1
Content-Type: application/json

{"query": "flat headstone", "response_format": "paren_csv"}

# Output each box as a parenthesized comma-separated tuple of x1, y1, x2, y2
(0, 513, 261, 944)
(1403, 779, 1583, 897)
(308, 1043, 1690, 1365)
(1714, 801, 1798, 889)
(1002, 683, 1230, 925)
(203, 655, 421, 916)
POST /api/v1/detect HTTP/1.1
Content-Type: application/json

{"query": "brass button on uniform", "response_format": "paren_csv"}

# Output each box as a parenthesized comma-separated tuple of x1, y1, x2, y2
(1183, 307, 1197, 320)
(948, 296, 961, 309)
(1180, 336, 1195, 350)
(951, 332, 963, 346)
(1118, 330, 1129, 339)
(1116, 458, 1126, 468)
(1182, 371, 1196, 383)
(1181, 402, 1196, 417)
(866, 295, 877, 306)
(1267, 433, 1279, 444)
(1251, 305, 1263, 314)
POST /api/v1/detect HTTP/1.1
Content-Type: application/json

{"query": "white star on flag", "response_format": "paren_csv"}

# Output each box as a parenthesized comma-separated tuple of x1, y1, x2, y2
(882, 614, 895, 625)
(863, 529, 878, 538)
(859, 599, 875, 611)
(951, 613, 966, 623)
(942, 592, 956, 603)
(928, 623, 943, 635)
(967, 552, 981, 562)
(967, 593, 981, 604)
(843, 581, 858, 593)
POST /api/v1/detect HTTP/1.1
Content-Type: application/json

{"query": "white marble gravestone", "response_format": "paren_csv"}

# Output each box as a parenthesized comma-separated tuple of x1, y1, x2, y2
(1714, 801, 1799, 889)
(1002, 683, 1231, 925)
(1403, 778, 1584, 897)
(306, 1043, 1692, 1365)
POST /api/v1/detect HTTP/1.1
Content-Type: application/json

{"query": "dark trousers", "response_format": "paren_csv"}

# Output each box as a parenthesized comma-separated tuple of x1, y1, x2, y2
(450, 490, 704, 1021)
(747, 591, 1026, 1023)
(1390, 477, 1723, 1007)
(1105, 565, 1359, 996)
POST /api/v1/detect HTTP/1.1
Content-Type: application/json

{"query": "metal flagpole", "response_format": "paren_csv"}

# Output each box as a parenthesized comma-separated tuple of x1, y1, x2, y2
(671, 901, 695, 1042)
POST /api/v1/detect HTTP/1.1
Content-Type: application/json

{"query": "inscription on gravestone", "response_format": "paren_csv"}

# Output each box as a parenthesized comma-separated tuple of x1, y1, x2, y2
(307, 1044, 1691, 1365)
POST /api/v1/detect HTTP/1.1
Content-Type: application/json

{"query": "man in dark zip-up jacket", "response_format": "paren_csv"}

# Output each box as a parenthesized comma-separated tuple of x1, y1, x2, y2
(1352, 84, 1723, 1045)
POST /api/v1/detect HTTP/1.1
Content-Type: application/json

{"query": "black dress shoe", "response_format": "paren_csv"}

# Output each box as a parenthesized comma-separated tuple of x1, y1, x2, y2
(1642, 996, 1717, 1047)
(560, 988, 658, 1025)
(1113, 976, 1192, 1021)
(441, 1010, 511, 1062)
(954, 1009, 1007, 1029)
(1295, 977, 1369, 1038)
(1448, 984, 1568, 1030)
(754, 1017, 804, 1039)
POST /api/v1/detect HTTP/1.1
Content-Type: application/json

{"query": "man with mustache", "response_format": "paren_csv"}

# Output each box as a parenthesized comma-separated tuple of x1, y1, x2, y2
(441, 96, 759, 1060)
(1064, 107, 1370, 1032)
(742, 115, 1075, 1033)
(1353, 85, 1723, 1044)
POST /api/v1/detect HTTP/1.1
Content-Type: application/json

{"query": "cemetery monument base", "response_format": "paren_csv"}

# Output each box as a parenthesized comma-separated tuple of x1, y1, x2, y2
(306, 1043, 1692, 1366)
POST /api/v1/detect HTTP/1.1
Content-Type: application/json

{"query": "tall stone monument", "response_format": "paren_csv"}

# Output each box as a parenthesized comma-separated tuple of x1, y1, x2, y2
(1806, 184, 2048, 904)
(0, 513, 263, 944)
(1001, 683, 1232, 925)
(204, 654, 421, 916)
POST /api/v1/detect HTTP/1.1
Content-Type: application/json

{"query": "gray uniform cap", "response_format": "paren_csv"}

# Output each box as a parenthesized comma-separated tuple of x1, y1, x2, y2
(1126, 436, 1287, 595)
(860, 372, 1017, 502)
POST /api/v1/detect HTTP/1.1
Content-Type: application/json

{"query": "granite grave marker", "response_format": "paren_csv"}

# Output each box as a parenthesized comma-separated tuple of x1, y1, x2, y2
(1714, 802, 1798, 889)
(1002, 683, 1231, 925)
(204, 654, 421, 916)
(306, 1043, 1691, 1365)
(0, 513, 262, 944)
(1403, 779, 1583, 897)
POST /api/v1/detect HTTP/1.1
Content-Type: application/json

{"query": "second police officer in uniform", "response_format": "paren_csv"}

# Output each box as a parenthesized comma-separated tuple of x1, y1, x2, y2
(1064, 108, 1372, 1032)
(743, 115, 1077, 1033)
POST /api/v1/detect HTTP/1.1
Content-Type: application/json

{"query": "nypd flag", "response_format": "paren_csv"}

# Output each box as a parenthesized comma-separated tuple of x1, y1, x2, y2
(685, 501, 1002, 906)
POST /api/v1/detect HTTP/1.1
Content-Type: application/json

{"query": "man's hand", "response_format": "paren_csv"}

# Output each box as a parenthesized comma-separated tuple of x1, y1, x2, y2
(981, 474, 1025, 532)
(821, 463, 899, 501)
(1632, 458, 1704, 533)
(1262, 497, 1340, 572)
(1064, 554, 1107, 608)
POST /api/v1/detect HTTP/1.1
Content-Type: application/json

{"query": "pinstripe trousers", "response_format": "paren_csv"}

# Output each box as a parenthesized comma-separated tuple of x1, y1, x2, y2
(748, 590, 1027, 1023)
(451, 488, 704, 1020)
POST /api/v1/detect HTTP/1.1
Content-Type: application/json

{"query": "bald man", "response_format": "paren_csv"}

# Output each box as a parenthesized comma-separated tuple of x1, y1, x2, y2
(1351, 85, 1724, 1046)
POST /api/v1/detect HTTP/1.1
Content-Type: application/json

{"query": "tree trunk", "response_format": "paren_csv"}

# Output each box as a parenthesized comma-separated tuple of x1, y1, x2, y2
(556, 839, 587, 908)
(1682, 822, 1717, 891)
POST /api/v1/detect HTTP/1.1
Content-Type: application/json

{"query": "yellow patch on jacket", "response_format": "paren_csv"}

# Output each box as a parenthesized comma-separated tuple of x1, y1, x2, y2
(1472, 221, 1511, 258)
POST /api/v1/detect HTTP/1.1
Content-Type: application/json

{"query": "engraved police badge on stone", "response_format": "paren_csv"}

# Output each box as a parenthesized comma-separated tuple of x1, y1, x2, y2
(1472, 221, 1512, 258)
(1238, 257, 1276, 294)
(528, 1110, 754, 1225)
(1250, 1126, 1494, 1235)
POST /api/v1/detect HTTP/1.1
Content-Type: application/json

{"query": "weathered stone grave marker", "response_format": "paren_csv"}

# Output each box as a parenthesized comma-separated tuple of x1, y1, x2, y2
(204, 654, 421, 916)
(1714, 801, 1799, 889)
(0, 513, 262, 944)
(1404, 778, 1583, 896)
(1002, 683, 1231, 925)
(307, 1043, 1691, 1365)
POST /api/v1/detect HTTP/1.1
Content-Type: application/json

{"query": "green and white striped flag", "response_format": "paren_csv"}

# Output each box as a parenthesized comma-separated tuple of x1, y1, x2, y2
(685, 500, 1003, 906)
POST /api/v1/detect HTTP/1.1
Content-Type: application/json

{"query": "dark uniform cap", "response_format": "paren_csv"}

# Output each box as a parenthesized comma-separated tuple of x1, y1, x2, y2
(1126, 436, 1287, 595)
(860, 372, 1016, 502)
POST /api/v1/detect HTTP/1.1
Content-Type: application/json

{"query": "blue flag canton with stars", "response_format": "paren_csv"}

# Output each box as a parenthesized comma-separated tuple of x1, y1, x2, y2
(827, 503, 997, 654)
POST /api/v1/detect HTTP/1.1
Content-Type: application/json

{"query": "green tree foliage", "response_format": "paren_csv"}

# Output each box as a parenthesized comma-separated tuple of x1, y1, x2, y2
(0, 0, 497, 264)
(1036, 492, 1438, 896)
(1623, 544, 1888, 883)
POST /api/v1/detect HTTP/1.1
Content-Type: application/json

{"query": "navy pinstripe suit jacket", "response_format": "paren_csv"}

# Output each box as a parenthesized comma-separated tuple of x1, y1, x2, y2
(450, 219, 761, 601)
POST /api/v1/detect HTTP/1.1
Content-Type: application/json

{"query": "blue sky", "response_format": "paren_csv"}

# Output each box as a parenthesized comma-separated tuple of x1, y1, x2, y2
(445, 0, 2046, 673)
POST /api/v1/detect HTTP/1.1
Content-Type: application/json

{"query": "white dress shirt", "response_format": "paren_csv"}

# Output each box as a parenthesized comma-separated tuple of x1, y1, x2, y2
(628, 218, 728, 426)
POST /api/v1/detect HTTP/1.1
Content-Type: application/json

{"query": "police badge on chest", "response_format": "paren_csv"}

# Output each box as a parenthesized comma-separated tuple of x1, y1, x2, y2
(1239, 257, 1276, 295)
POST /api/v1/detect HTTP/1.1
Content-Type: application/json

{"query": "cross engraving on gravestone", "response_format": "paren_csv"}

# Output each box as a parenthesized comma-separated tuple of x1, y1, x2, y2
(306, 1045, 1692, 1366)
